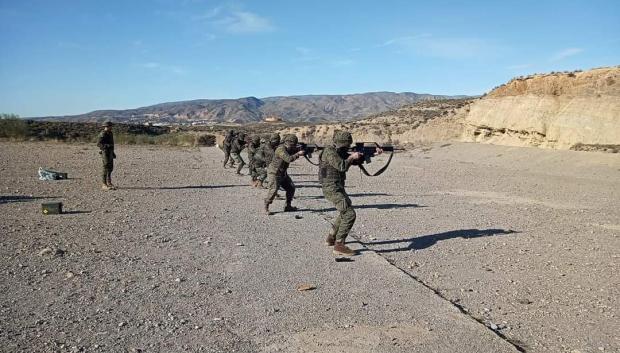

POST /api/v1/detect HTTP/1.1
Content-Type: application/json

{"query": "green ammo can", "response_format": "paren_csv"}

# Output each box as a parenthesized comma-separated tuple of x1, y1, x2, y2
(42, 202, 63, 215)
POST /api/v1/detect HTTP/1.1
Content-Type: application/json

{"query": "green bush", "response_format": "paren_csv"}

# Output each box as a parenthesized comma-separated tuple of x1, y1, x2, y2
(0, 114, 29, 138)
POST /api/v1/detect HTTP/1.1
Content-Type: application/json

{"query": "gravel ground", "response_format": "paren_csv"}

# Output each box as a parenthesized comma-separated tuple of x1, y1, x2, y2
(0, 141, 618, 353)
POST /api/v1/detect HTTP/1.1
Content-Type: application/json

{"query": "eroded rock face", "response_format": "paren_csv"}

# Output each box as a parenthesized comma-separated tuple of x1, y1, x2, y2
(462, 67, 620, 150)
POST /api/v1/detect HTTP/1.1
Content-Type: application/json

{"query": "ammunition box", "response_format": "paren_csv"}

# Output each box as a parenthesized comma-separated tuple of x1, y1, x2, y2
(42, 202, 63, 215)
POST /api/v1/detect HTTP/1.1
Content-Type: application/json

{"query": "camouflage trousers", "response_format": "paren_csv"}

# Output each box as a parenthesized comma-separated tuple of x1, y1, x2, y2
(323, 185, 356, 242)
(231, 152, 245, 174)
(101, 152, 114, 184)
(248, 159, 258, 181)
(222, 147, 234, 167)
(265, 174, 294, 205)
(255, 165, 268, 184)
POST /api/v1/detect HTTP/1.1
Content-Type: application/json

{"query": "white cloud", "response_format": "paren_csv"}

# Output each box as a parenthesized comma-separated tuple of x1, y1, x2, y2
(296, 47, 311, 55)
(507, 64, 532, 70)
(549, 48, 583, 62)
(332, 59, 354, 67)
(199, 6, 275, 34)
(380, 34, 491, 59)
(142, 62, 187, 75)
(292, 46, 321, 62)
(380, 34, 431, 47)
(143, 62, 161, 69)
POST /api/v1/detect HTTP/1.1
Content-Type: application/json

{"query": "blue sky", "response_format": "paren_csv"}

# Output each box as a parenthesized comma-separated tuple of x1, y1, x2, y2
(1, 0, 619, 117)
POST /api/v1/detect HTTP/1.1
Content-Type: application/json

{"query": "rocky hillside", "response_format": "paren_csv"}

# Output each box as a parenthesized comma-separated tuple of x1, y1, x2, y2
(277, 66, 620, 153)
(35, 92, 466, 124)
(277, 99, 473, 146)
(462, 67, 620, 150)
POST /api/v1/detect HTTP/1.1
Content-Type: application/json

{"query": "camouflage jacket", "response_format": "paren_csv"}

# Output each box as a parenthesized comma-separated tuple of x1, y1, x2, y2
(230, 138, 245, 153)
(268, 145, 299, 176)
(254, 143, 276, 168)
(319, 145, 351, 188)
(223, 134, 234, 148)
(247, 142, 260, 162)
(97, 131, 114, 152)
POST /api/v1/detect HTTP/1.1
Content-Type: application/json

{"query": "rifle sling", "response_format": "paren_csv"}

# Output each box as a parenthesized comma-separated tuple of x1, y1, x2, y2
(357, 151, 394, 177)
(304, 154, 320, 166)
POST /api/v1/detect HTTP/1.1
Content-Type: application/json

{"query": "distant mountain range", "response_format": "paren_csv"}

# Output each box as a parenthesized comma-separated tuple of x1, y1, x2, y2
(34, 92, 469, 124)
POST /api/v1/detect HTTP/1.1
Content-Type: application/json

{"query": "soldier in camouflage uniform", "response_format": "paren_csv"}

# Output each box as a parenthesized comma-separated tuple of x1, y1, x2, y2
(264, 134, 304, 215)
(319, 131, 364, 256)
(246, 135, 262, 186)
(97, 121, 117, 190)
(222, 130, 235, 168)
(253, 133, 280, 188)
(230, 132, 247, 175)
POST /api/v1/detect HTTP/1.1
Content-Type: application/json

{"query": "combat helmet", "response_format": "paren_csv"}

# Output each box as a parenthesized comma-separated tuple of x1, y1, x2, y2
(102, 120, 113, 127)
(333, 130, 353, 148)
(283, 134, 298, 146)
(269, 133, 281, 145)
(251, 135, 261, 144)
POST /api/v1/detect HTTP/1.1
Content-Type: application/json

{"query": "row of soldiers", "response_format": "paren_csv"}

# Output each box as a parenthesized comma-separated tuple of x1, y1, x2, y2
(221, 129, 365, 256)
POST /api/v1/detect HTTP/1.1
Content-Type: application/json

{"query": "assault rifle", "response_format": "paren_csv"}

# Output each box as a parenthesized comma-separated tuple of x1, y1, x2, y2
(349, 142, 402, 176)
(298, 141, 402, 177)
(296, 143, 323, 158)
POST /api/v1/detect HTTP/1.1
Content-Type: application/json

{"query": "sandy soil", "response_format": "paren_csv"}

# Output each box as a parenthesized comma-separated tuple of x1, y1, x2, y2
(0, 141, 618, 353)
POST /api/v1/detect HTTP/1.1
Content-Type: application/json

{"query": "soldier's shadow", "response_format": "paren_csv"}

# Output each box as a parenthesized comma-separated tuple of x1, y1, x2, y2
(122, 184, 247, 190)
(358, 228, 519, 252)
(307, 203, 425, 212)
(296, 192, 392, 200)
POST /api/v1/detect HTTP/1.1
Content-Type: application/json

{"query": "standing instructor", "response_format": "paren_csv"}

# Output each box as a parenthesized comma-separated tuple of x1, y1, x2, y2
(97, 121, 117, 190)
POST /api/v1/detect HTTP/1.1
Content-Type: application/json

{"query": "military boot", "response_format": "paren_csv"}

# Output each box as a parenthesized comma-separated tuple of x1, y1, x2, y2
(101, 184, 111, 190)
(333, 242, 355, 256)
(283, 204, 298, 212)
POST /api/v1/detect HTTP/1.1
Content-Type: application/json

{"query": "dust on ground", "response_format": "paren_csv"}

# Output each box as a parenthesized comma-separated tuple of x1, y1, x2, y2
(0, 141, 618, 353)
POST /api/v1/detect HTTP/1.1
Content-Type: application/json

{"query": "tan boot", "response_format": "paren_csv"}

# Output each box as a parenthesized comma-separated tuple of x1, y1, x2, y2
(101, 184, 111, 190)
(107, 183, 117, 190)
(333, 242, 355, 256)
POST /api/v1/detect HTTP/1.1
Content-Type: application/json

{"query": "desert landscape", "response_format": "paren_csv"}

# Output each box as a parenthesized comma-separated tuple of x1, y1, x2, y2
(1, 131, 619, 352)
(2, 66, 620, 353)
(2, 1, 619, 351)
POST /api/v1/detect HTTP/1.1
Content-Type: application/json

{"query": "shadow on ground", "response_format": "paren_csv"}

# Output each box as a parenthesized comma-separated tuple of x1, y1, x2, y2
(122, 185, 247, 190)
(307, 203, 426, 212)
(360, 228, 519, 252)
(296, 192, 392, 200)
(63, 210, 92, 215)
(0, 195, 59, 205)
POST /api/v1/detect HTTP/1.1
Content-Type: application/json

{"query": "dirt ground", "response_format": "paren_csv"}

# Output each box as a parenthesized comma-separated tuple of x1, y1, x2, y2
(0, 141, 618, 353)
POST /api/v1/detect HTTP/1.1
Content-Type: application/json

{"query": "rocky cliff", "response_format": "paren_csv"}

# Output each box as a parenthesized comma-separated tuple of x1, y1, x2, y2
(461, 67, 620, 149)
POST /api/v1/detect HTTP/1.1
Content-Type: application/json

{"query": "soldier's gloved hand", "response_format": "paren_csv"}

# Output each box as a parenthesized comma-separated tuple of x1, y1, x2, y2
(296, 150, 305, 157)
(375, 147, 384, 155)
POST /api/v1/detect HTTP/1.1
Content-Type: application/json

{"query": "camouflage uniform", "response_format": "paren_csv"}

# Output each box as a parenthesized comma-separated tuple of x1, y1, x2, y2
(253, 134, 280, 187)
(319, 131, 359, 255)
(230, 133, 246, 174)
(222, 130, 235, 168)
(97, 122, 116, 189)
(264, 134, 301, 214)
(246, 135, 261, 183)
